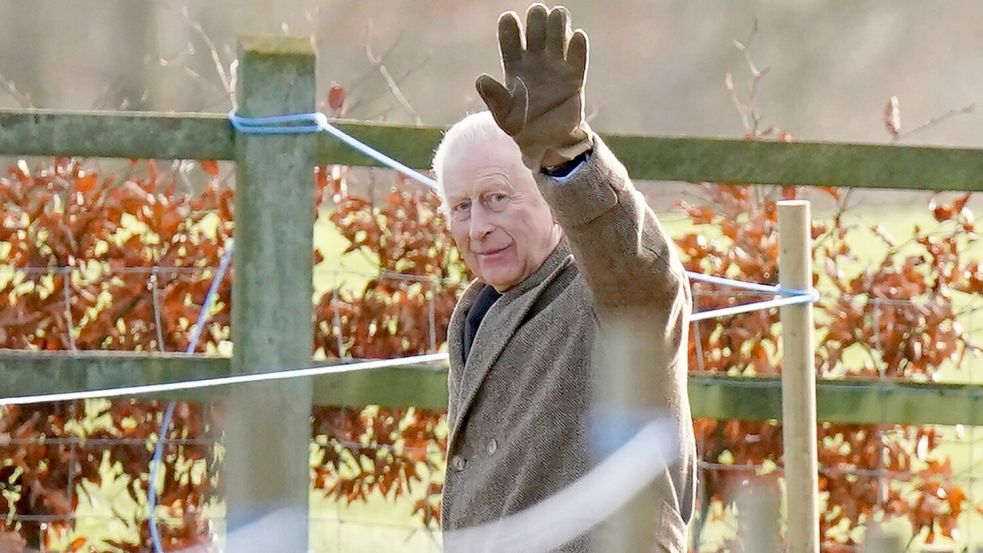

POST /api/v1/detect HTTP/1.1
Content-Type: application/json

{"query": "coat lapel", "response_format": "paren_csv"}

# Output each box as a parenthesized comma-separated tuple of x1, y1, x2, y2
(448, 241, 574, 448)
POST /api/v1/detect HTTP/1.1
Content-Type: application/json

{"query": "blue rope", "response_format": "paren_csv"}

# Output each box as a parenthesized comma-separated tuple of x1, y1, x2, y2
(686, 272, 792, 295)
(686, 272, 819, 322)
(132, 111, 816, 550)
(148, 240, 235, 553)
(228, 112, 325, 134)
(229, 110, 439, 191)
(228, 109, 821, 321)
(147, 110, 432, 552)
(688, 290, 818, 322)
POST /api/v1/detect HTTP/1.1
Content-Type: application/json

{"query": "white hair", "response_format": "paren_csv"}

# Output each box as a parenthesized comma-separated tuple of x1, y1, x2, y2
(432, 111, 517, 199)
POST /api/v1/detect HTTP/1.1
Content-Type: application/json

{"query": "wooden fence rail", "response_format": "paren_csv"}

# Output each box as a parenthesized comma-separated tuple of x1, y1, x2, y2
(3, 109, 983, 191)
(3, 349, 982, 426)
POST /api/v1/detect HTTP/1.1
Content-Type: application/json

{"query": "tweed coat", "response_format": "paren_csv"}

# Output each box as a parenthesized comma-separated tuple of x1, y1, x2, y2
(441, 133, 695, 553)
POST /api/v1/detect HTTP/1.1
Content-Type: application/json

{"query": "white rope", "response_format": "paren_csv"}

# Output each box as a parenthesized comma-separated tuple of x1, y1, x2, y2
(0, 353, 448, 406)
(171, 417, 676, 553)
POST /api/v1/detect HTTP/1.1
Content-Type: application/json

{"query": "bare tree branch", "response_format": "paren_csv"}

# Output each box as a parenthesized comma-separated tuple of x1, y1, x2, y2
(347, 30, 406, 92)
(726, 19, 770, 138)
(724, 20, 777, 210)
(178, 6, 236, 109)
(0, 71, 34, 108)
(891, 102, 975, 143)
(348, 53, 432, 119)
(364, 22, 423, 125)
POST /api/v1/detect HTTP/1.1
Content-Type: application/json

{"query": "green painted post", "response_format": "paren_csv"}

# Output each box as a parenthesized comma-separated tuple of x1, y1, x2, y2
(225, 36, 316, 553)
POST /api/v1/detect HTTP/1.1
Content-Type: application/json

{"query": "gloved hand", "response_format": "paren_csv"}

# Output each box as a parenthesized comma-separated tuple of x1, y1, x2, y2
(476, 4, 593, 170)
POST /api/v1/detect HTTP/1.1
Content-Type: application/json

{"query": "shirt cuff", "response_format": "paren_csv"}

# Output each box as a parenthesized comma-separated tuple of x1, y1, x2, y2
(541, 149, 592, 182)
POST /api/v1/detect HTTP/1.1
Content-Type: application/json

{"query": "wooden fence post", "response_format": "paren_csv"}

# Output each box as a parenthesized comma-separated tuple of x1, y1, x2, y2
(863, 524, 904, 553)
(779, 200, 820, 553)
(225, 36, 316, 553)
(736, 479, 782, 553)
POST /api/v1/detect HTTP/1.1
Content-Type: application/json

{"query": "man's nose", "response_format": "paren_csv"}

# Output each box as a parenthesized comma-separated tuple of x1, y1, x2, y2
(468, 204, 495, 241)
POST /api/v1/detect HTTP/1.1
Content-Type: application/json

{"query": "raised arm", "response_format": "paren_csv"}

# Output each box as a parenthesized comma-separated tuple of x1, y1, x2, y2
(474, 7, 696, 542)
(535, 132, 689, 311)
(475, 3, 688, 310)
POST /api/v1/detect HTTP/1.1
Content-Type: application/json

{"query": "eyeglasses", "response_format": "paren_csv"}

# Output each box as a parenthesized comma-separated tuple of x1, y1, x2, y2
(448, 192, 512, 221)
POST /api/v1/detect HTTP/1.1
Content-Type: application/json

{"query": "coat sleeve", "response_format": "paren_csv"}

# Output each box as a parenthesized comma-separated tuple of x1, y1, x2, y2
(535, 131, 698, 541)
(534, 131, 690, 313)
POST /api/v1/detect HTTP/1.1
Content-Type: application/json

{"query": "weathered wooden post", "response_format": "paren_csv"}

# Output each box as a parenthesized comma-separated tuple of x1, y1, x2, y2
(778, 200, 820, 553)
(736, 479, 782, 553)
(225, 36, 316, 553)
(863, 524, 904, 553)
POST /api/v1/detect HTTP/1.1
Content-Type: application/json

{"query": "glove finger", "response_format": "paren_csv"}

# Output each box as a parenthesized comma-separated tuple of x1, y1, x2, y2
(567, 29, 589, 79)
(498, 11, 524, 72)
(525, 3, 548, 53)
(476, 74, 516, 131)
(546, 6, 571, 58)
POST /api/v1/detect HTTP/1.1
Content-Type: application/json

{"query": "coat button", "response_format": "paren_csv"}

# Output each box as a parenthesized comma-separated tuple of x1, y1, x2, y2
(450, 454, 467, 472)
(486, 438, 498, 456)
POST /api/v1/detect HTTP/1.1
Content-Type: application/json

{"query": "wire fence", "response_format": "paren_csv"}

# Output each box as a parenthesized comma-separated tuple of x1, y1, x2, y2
(687, 284, 983, 553)
(0, 264, 458, 552)
(3, 259, 983, 552)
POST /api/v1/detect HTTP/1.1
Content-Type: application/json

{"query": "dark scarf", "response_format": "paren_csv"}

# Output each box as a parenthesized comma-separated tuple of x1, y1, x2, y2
(462, 284, 501, 361)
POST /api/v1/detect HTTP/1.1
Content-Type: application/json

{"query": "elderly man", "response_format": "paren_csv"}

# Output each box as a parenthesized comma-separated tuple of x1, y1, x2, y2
(432, 4, 695, 552)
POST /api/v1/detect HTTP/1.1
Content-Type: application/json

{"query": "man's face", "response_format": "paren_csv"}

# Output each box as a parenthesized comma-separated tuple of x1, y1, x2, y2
(441, 139, 560, 292)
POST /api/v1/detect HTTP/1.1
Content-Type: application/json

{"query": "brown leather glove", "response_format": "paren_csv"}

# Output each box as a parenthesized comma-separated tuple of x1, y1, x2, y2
(476, 4, 593, 170)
